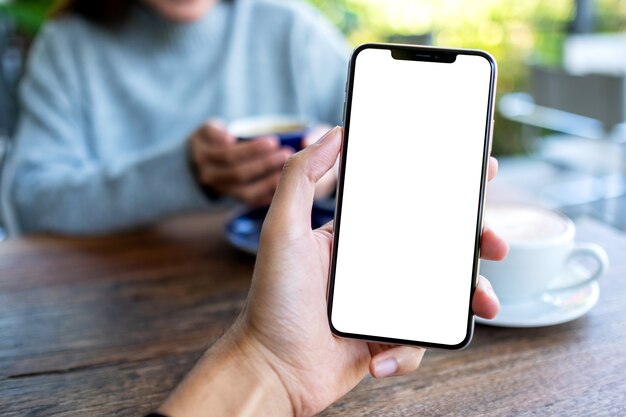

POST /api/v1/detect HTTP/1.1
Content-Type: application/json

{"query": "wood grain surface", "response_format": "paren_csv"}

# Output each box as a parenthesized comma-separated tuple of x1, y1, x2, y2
(0, 212, 624, 416)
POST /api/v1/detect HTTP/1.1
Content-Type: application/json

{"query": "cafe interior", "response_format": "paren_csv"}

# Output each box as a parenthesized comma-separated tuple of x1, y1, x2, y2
(1, 0, 625, 415)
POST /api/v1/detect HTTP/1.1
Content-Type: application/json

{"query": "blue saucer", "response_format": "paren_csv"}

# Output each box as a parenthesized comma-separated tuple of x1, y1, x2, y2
(226, 203, 335, 254)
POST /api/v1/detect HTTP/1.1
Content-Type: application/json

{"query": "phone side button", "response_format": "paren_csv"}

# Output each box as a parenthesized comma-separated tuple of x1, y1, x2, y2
(488, 121, 494, 154)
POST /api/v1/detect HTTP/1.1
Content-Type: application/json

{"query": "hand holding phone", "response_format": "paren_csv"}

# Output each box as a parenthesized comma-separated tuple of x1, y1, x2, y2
(160, 127, 504, 417)
(328, 44, 498, 349)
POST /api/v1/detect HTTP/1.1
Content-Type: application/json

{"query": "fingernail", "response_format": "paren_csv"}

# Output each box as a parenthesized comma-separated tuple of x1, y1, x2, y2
(316, 126, 340, 145)
(373, 358, 398, 378)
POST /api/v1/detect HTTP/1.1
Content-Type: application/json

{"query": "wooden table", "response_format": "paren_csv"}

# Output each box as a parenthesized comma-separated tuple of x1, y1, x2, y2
(1, 212, 625, 416)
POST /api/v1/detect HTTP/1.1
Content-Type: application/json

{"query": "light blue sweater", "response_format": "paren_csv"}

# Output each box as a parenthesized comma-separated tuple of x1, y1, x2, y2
(9, 0, 349, 234)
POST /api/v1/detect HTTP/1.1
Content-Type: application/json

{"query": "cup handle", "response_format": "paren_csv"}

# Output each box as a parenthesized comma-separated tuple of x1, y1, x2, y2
(550, 242, 609, 290)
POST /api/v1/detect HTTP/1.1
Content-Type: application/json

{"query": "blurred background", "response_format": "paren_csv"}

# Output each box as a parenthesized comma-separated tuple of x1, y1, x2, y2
(1, 0, 625, 233)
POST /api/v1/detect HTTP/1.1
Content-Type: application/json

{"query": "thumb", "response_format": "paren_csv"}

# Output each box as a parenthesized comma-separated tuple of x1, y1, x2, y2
(265, 126, 342, 234)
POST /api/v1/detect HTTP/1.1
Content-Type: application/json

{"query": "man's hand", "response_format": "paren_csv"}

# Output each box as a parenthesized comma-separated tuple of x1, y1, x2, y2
(164, 127, 508, 417)
(240, 127, 507, 416)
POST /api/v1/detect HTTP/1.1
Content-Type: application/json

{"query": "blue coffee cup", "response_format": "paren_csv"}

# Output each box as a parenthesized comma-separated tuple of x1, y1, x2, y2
(229, 115, 310, 152)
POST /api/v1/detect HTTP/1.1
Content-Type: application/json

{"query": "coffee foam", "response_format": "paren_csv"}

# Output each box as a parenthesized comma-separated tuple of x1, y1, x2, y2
(485, 205, 568, 243)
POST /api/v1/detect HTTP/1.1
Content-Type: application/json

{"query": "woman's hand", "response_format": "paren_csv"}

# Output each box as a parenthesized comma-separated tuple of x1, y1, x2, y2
(189, 120, 293, 207)
(163, 127, 507, 417)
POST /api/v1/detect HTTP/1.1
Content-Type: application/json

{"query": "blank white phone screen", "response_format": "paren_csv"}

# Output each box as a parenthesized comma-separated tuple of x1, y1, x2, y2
(331, 48, 493, 346)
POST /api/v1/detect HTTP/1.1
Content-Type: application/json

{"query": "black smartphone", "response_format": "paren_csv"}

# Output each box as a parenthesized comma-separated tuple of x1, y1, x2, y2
(327, 43, 497, 350)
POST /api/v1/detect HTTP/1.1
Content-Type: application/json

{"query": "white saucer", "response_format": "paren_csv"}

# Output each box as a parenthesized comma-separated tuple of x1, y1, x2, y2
(476, 269, 600, 328)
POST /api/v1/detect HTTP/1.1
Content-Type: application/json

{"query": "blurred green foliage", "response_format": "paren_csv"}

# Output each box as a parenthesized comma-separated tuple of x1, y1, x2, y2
(0, 0, 53, 35)
(2, 0, 626, 154)
(311, 0, 626, 155)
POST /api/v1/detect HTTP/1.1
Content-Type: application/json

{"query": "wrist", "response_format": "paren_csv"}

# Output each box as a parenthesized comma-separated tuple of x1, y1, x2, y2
(229, 323, 296, 416)
(159, 323, 293, 417)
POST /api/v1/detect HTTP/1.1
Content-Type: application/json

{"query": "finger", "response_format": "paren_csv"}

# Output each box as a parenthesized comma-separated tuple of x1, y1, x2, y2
(480, 225, 509, 261)
(369, 345, 425, 378)
(230, 172, 282, 207)
(472, 275, 500, 319)
(192, 123, 237, 165)
(207, 137, 280, 165)
(266, 126, 342, 233)
(198, 121, 236, 146)
(313, 220, 334, 242)
(487, 157, 498, 182)
(317, 220, 334, 234)
(201, 148, 292, 185)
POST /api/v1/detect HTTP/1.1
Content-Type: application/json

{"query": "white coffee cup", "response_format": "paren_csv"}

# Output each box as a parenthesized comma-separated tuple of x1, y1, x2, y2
(480, 203, 609, 304)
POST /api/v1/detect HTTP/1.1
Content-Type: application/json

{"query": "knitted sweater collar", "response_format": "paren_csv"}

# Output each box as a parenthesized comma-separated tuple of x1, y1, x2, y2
(131, 1, 229, 47)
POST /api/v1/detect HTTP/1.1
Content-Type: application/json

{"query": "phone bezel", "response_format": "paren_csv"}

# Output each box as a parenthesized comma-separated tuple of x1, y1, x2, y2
(327, 43, 497, 350)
